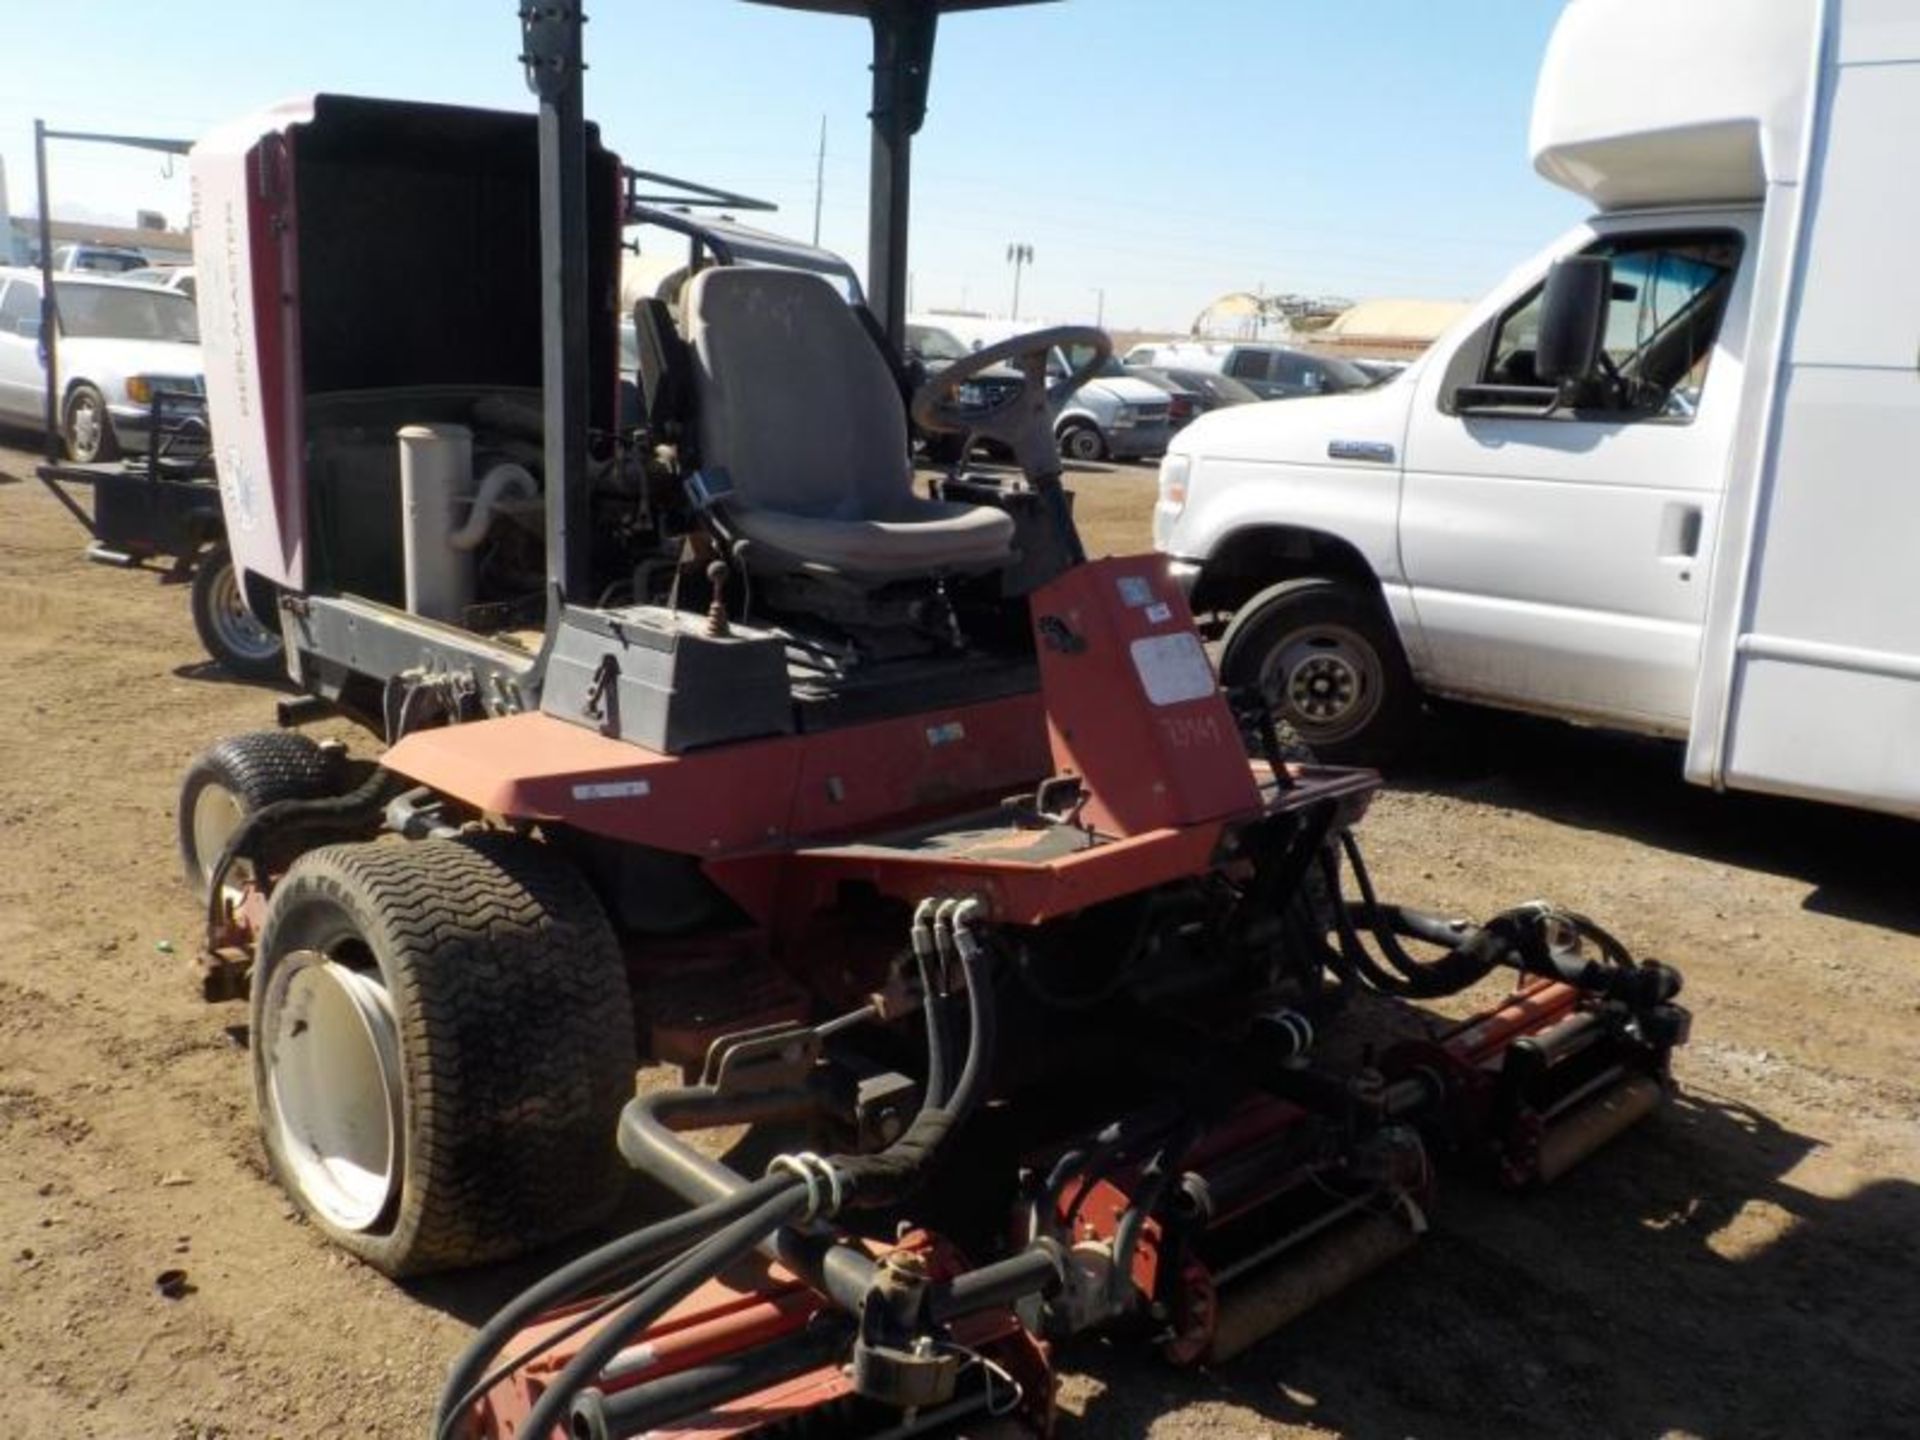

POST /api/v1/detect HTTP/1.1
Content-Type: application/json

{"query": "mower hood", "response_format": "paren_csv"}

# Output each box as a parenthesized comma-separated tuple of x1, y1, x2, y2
(191, 93, 622, 592)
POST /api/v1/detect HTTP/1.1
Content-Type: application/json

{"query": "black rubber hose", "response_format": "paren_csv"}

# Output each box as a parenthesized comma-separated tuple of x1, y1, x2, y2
(203, 766, 398, 935)
(513, 1185, 809, 1440)
(1322, 843, 1496, 1000)
(912, 943, 949, 1109)
(432, 1173, 794, 1437)
(942, 915, 998, 1123)
(1341, 831, 1501, 995)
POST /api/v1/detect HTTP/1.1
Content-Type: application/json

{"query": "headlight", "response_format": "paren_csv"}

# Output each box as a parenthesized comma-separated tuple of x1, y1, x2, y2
(1111, 404, 1138, 428)
(1158, 453, 1191, 512)
(125, 375, 205, 404)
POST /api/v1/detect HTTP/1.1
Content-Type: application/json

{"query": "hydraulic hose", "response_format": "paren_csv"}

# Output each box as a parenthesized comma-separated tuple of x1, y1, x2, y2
(910, 899, 949, 1108)
(432, 1173, 795, 1438)
(203, 767, 400, 938)
(455, 899, 1007, 1439)
(512, 1185, 811, 1440)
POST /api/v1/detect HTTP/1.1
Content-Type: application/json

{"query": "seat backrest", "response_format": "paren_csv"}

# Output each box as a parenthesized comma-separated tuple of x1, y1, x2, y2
(687, 266, 912, 521)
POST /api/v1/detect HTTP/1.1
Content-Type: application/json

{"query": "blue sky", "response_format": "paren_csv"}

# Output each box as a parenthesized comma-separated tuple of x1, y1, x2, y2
(0, 0, 1585, 330)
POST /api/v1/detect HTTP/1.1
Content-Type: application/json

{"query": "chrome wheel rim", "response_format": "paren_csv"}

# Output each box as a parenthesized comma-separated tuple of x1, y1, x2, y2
(191, 782, 249, 897)
(1260, 623, 1384, 744)
(262, 951, 404, 1233)
(69, 397, 102, 460)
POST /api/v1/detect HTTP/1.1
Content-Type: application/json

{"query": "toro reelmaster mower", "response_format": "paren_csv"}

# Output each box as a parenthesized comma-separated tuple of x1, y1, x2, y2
(175, 3, 1689, 1437)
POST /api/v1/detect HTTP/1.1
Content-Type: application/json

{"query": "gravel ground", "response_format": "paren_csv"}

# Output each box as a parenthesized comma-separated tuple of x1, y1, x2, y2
(2, 438, 1916, 1439)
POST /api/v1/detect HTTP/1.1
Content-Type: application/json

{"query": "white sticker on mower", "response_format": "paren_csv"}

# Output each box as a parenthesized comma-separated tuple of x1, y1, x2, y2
(1116, 575, 1155, 608)
(1145, 602, 1173, 625)
(572, 780, 651, 801)
(1130, 631, 1215, 707)
(926, 721, 966, 747)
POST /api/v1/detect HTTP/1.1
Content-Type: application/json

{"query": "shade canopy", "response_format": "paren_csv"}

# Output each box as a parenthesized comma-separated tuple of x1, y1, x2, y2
(747, 1, 1053, 15)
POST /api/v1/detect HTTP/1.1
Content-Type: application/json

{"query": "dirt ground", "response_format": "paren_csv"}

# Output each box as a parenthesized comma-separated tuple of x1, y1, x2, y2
(2, 437, 1917, 1439)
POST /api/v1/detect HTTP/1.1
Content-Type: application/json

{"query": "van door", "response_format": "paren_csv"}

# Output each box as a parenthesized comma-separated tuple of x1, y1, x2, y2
(1399, 219, 1755, 733)
(0, 277, 46, 421)
(1687, 39, 1920, 815)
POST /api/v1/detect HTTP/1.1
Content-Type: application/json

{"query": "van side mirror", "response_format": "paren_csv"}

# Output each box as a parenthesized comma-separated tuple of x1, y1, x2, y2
(1534, 255, 1612, 387)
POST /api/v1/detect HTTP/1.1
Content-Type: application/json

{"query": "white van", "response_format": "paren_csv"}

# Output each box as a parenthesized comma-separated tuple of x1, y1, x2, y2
(1156, 0, 1920, 818)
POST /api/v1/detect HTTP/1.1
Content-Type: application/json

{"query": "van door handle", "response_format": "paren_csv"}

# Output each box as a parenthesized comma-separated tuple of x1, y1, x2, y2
(1658, 503, 1703, 580)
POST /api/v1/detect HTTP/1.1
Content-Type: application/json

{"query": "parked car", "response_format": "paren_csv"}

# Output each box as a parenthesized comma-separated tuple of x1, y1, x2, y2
(1135, 341, 1371, 400)
(121, 264, 197, 299)
(1131, 365, 1261, 428)
(50, 242, 151, 275)
(904, 321, 1025, 461)
(916, 317, 1174, 463)
(0, 266, 207, 461)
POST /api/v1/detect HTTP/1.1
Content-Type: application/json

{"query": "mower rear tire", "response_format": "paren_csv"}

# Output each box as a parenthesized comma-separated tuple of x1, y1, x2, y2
(178, 730, 339, 901)
(250, 835, 637, 1276)
(1220, 577, 1415, 767)
(191, 544, 285, 682)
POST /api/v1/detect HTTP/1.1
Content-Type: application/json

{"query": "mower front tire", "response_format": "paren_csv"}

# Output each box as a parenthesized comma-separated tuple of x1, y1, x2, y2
(250, 836, 637, 1276)
(178, 731, 339, 901)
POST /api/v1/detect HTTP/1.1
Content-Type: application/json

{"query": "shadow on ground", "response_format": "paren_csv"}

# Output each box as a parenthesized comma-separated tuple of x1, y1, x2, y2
(1390, 706, 1920, 935)
(1066, 1089, 1920, 1439)
(398, 1087, 1920, 1438)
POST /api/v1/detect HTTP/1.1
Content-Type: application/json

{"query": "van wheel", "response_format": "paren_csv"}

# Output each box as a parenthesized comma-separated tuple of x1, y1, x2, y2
(251, 835, 636, 1276)
(1057, 421, 1107, 463)
(1220, 577, 1415, 766)
(64, 384, 119, 463)
(191, 545, 284, 682)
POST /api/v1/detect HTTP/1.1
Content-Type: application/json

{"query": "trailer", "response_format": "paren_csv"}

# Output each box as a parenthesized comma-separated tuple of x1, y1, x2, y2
(19, 122, 281, 679)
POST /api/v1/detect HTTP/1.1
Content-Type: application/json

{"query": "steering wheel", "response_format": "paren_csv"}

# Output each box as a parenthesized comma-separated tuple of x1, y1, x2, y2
(912, 325, 1113, 480)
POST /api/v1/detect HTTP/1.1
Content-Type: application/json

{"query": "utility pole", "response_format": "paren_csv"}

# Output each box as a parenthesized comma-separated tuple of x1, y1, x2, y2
(1091, 287, 1105, 329)
(1006, 241, 1033, 321)
(811, 114, 826, 246)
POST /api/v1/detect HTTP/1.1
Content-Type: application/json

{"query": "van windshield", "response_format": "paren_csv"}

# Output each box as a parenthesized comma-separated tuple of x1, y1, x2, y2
(56, 282, 200, 344)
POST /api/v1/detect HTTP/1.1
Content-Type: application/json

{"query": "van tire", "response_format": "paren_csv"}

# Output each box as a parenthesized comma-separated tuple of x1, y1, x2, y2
(1220, 577, 1415, 767)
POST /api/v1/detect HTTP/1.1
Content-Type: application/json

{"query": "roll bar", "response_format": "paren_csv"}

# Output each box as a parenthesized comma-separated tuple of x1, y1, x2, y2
(744, 0, 1059, 348)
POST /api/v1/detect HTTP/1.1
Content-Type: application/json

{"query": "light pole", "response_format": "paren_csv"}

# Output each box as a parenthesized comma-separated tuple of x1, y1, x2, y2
(1090, 287, 1105, 328)
(1006, 242, 1033, 321)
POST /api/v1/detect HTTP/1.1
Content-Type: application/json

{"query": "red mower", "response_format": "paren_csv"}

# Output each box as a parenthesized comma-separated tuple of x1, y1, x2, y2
(175, 4, 1689, 1437)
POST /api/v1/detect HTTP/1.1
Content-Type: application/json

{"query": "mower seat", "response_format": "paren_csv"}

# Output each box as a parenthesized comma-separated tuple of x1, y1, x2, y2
(686, 267, 1015, 582)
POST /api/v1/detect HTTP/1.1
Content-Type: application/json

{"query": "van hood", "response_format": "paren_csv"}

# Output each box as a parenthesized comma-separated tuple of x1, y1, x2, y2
(1168, 377, 1413, 464)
